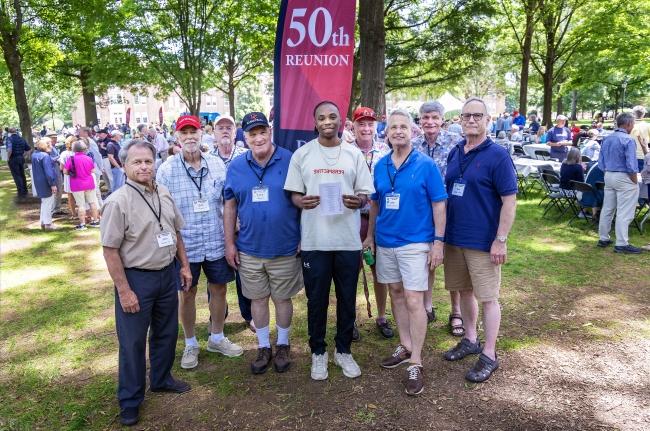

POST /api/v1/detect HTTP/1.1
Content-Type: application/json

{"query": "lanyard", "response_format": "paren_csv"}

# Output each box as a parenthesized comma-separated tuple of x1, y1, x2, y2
(126, 182, 163, 231)
(218, 146, 236, 165)
(247, 146, 277, 185)
(180, 157, 208, 196)
(457, 146, 480, 179)
(363, 150, 374, 172)
(387, 148, 414, 191)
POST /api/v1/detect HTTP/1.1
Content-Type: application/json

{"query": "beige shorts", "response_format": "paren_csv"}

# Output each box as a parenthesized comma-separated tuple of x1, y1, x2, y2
(443, 244, 501, 302)
(376, 243, 430, 291)
(72, 189, 98, 209)
(238, 252, 303, 300)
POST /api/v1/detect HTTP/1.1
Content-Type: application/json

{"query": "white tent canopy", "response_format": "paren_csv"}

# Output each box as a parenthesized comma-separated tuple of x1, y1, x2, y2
(436, 92, 464, 112)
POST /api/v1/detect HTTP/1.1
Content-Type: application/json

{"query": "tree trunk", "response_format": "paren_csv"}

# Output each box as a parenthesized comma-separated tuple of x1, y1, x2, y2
(1, 32, 32, 145)
(556, 91, 563, 116)
(518, 5, 536, 115)
(570, 90, 578, 120)
(228, 78, 236, 118)
(347, 48, 361, 119)
(358, 0, 385, 116)
(79, 69, 98, 127)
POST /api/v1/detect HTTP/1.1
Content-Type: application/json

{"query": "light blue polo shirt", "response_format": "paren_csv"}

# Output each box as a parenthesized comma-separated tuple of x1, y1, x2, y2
(224, 146, 300, 258)
(371, 150, 447, 248)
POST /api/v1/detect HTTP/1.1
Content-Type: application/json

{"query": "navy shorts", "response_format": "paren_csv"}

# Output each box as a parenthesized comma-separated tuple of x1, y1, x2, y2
(185, 257, 235, 290)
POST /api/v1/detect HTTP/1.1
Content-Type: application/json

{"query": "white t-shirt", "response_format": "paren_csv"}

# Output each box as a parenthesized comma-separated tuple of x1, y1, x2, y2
(284, 139, 375, 251)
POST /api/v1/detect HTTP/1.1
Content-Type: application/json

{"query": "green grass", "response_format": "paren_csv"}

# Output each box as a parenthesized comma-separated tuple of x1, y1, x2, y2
(1, 163, 648, 429)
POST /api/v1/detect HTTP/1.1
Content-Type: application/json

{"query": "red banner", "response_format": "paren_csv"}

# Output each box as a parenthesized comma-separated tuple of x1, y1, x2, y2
(126, 107, 131, 125)
(158, 106, 163, 125)
(273, 0, 356, 151)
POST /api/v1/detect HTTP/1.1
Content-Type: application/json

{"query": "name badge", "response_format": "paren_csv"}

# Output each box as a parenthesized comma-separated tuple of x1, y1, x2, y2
(252, 185, 269, 203)
(156, 231, 174, 248)
(193, 199, 210, 213)
(385, 193, 400, 210)
(452, 181, 466, 197)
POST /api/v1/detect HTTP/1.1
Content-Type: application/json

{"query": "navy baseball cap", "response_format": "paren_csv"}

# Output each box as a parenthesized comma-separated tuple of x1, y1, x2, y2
(241, 112, 269, 132)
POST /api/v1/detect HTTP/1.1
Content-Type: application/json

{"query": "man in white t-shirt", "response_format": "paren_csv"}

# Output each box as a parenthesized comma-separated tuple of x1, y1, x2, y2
(284, 100, 375, 381)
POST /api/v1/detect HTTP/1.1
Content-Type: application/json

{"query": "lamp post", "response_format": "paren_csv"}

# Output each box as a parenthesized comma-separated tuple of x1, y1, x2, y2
(621, 79, 628, 113)
(48, 99, 55, 131)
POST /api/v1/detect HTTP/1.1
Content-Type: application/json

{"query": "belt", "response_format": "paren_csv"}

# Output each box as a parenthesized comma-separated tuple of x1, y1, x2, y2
(125, 260, 175, 272)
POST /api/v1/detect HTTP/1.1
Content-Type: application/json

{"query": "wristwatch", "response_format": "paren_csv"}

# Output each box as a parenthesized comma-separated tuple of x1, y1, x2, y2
(496, 235, 508, 243)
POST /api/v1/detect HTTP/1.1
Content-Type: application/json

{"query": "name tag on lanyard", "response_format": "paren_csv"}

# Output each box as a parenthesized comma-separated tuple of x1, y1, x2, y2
(156, 231, 174, 248)
(193, 198, 210, 212)
(452, 180, 466, 197)
(385, 192, 400, 210)
(252, 185, 269, 202)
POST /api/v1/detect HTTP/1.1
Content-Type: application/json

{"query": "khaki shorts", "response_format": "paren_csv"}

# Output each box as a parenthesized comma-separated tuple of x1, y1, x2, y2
(443, 244, 500, 302)
(239, 252, 303, 300)
(72, 189, 98, 209)
(376, 243, 430, 291)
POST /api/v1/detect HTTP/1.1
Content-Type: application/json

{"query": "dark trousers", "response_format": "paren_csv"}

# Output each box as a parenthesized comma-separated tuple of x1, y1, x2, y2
(235, 271, 252, 322)
(116, 263, 179, 409)
(8, 158, 28, 196)
(301, 250, 360, 355)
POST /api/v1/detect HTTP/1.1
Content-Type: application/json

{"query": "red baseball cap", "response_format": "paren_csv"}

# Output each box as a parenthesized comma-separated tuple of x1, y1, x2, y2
(175, 115, 201, 130)
(352, 106, 377, 123)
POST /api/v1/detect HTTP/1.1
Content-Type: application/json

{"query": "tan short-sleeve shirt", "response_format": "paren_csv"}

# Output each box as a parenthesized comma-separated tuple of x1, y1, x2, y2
(100, 179, 185, 270)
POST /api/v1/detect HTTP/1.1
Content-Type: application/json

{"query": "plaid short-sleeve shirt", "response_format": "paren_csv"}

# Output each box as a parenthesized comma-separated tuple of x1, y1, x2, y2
(412, 131, 460, 178)
(156, 154, 227, 262)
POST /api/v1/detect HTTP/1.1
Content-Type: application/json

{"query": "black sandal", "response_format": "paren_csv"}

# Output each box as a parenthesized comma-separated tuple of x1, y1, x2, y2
(465, 353, 499, 383)
(443, 338, 482, 361)
(448, 313, 465, 337)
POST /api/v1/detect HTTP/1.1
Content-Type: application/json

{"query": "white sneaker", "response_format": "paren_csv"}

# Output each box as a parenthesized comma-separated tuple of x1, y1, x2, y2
(180, 345, 199, 369)
(334, 349, 361, 378)
(206, 337, 244, 357)
(311, 352, 329, 380)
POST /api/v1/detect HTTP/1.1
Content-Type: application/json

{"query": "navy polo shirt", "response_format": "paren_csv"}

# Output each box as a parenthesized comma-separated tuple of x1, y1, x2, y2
(224, 146, 300, 258)
(546, 126, 571, 159)
(371, 150, 447, 248)
(445, 139, 518, 252)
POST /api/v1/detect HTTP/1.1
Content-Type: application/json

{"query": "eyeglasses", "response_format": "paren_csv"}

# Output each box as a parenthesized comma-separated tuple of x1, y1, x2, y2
(460, 113, 485, 121)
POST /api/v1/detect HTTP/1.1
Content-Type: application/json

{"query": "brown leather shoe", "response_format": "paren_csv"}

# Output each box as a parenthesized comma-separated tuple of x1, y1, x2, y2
(251, 347, 272, 374)
(274, 344, 291, 373)
(404, 364, 424, 396)
(380, 344, 411, 369)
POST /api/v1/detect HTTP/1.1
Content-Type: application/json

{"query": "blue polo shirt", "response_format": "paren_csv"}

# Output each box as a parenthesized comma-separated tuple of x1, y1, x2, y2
(546, 126, 571, 159)
(371, 150, 447, 248)
(224, 146, 300, 258)
(445, 139, 518, 252)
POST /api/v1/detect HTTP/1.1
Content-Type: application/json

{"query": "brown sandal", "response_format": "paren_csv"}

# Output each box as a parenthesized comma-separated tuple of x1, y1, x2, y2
(448, 313, 465, 337)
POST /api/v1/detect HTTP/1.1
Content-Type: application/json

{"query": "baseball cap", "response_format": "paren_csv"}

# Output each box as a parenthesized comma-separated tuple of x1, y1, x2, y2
(215, 115, 236, 127)
(98, 128, 109, 134)
(241, 112, 269, 132)
(46, 130, 57, 137)
(352, 106, 377, 123)
(111, 129, 123, 137)
(175, 115, 201, 130)
(556, 114, 568, 121)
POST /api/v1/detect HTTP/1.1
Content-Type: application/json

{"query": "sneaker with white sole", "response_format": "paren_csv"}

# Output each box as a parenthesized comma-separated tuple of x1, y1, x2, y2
(311, 352, 328, 380)
(180, 345, 200, 369)
(206, 337, 243, 357)
(334, 349, 361, 378)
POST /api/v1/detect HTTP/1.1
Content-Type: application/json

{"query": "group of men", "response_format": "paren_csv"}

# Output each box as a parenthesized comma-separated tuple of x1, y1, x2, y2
(100, 96, 516, 425)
